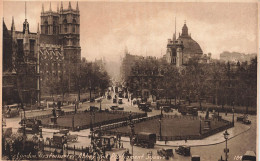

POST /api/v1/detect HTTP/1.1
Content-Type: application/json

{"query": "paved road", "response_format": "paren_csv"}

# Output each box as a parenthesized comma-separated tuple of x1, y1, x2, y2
(4, 94, 256, 161)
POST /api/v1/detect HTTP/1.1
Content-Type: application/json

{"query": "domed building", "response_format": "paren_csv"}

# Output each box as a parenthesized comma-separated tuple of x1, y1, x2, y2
(165, 21, 205, 66)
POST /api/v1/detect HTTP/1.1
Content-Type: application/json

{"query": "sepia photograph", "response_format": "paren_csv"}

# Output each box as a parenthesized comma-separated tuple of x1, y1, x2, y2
(1, 1, 258, 161)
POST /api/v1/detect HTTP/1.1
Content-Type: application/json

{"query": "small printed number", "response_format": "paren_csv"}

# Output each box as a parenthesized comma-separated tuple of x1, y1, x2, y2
(234, 156, 242, 160)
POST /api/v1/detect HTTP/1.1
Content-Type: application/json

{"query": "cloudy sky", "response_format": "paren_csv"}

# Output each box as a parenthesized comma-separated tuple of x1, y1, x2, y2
(3, 1, 258, 61)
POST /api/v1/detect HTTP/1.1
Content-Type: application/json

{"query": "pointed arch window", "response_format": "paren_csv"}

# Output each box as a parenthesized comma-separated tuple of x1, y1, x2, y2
(63, 19, 68, 33)
(53, 21, 56, 34)
(72, 19, 77, 33)
(44, 21, 48, 34)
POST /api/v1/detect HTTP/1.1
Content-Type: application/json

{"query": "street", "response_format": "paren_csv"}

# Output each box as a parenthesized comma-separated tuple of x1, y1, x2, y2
(4, 93, 256, 161)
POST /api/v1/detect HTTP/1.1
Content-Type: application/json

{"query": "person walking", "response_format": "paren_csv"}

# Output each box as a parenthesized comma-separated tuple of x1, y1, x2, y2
(116, 154, 119, 161)
(107, 153, 111, 161)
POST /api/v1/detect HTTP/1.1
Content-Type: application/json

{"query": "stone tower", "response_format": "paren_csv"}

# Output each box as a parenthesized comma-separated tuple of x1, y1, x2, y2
(59, 1, 81, 64)
(40, 1, 81, 64)
(40, 2, 81, 92)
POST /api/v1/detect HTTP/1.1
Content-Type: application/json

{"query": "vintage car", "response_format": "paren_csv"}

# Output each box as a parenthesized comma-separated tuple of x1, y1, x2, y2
(90, 106, 99, 112)
(52, 133, 67, 147)
(100, 136, 115, 151)
(18, 118, 42, 134)
(110, 105, 124, 111)
(179, 106, 198, 116)
(161, 106, 173, 113)
(138, 103, 152, 112)
(54, 129, 78, 142)
(242, 151, 256, 161)
(237, 115, 247, 122)
(134, 132, 156, 148)
(191, 155, 201, 161)
(89, 98, 95, 103)
(118, 98, 123, 104)
(237, 115, 251, 124)
(157, 148, 174, 160)
(118, 91, 123, 98)
(113, 98, 117, 103)
(4, 104, 20, 118)
(175, 146, 191, 156)
(242, 118, 251, 125)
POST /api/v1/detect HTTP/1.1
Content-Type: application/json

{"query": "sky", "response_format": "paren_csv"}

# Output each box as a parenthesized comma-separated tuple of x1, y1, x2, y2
(3, 1, 258, 62)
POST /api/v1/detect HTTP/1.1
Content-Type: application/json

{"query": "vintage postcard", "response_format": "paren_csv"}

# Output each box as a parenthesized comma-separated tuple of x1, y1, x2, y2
(1, 0, 258, 161)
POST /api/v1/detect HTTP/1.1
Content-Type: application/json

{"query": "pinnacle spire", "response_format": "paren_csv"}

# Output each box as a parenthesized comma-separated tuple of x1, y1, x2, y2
(25, 2, 27, 19)
(57, 3, 59, 12)
(68, 1, 72, 10)
(173, 17, 176, 41)
(42, 3, 44, 13)
(37, 23, 40, 33)
(76, 1, 79, 11)
(60, 1, 63, 11)
(49, 2, 52, 11)
(11, 16, 15, 31)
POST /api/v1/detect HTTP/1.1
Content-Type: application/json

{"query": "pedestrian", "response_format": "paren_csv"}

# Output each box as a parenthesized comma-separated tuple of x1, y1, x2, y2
(116, 154, 119, 161)
(185, 138, 187, 143)
(107, 153, 111, 161)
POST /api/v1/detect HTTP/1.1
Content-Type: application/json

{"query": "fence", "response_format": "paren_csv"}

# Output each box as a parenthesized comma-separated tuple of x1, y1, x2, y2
(29, 111, 147, 131)
(102, 114, 234, 141)
(198, 106, 256, 115)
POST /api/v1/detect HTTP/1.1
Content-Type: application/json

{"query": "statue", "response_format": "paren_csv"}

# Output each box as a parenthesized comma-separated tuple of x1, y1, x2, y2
(205, 109, 209, 120)
(52, 108, 56, 117)
(57, 101, 61, 109)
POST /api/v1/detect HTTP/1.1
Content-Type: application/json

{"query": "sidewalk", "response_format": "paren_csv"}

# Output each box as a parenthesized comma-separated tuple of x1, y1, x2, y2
(119, 123, 251, 147)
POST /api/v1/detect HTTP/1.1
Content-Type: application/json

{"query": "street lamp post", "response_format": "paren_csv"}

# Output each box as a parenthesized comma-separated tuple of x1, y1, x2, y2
(232, 102, 235, 126)
(99, 99, 102, 112)
(128, 112, 134, 161)
(199, 119, 202, 135)
(159, 119, 162, 141)
(223, 130, 229, 161)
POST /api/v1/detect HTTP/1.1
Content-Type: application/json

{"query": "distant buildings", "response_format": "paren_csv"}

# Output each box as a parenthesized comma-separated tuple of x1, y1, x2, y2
(220, 51, 256, 63)
(120, 49, 145, 82)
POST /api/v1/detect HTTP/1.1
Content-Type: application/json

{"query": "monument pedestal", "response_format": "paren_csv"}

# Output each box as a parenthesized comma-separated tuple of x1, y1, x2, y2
(56, 109, 64, 116)
(50, 117, 57, 125)
(203, 120, 211, 131)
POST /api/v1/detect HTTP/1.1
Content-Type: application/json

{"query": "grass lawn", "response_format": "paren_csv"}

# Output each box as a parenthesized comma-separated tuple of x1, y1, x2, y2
(40, 111, 132, 127)
(111, 117, 227, 137)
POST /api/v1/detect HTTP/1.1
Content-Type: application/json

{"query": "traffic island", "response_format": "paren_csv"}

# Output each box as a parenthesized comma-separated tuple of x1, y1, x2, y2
(29, 110, 147, 131)
(104, 114, 233, 141)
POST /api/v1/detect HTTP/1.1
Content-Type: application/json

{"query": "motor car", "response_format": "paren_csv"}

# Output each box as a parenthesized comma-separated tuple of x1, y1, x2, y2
(5, 104, 20, 118)
(242, 151, 256, 161)
(89, 98, 95, 103)
(110, 106, 124, 110)
(107, 95, 112, 100)
(134, 132, 156, 148)
(118, 98, 123, 104)
(237, 115, 247, 122)
(157, 148, 174, 160)
(175, 146, 191, 156)
(161, 106, 173, 113)
(90, 106, 99, 112)
(243, 119, 251, 125)
(113, 98, 117, 103)
(54, 129, 78, 142)
(191, 155, 200, 161)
